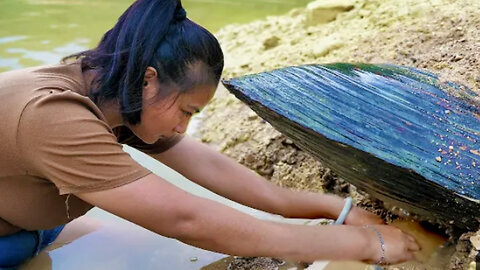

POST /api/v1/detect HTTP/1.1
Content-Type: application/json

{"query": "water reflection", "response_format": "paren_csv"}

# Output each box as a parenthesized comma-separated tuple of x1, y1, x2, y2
(0, 58, 22, 70)
(0, 0, 311, 72)
(5, 39, 89, 66)
(0, 36, 27, 45)
(23, 216, 227, 270)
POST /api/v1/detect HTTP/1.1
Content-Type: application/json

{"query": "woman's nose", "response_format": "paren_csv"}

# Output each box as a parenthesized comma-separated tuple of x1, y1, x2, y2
(174, 120, 189, 134)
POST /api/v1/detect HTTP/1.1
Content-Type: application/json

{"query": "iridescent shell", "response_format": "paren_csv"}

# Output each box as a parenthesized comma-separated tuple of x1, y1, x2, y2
(223, 64, 480, 230)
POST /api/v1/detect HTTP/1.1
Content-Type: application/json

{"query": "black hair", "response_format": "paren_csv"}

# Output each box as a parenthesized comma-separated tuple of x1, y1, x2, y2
(65, 0, 223, 125)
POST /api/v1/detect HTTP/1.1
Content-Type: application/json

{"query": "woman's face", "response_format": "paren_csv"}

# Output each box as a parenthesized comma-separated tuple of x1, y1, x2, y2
(127, 67, 216, 144)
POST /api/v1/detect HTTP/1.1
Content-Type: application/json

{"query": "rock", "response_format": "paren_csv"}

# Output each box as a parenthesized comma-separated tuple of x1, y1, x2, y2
(222, 63, 480, 230)
(309, 37, 343, 58)
(470, 233, 480, 250)
(263, 36, 280, 50)
(288, 7, 304, 17)
(358, 9, 371, 18)
(451, 54, 464, 62)
(245, 154, 256, 164)
(247, 111, 259, 120)
(228, 257, 285, 270)
(305, 0, 355, 26)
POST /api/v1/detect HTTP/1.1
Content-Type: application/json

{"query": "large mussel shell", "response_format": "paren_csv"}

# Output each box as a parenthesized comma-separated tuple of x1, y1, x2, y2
(222, 63, 480, 230)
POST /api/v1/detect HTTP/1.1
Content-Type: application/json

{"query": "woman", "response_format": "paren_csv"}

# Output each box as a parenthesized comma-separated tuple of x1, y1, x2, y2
(0, 0, 420, 268)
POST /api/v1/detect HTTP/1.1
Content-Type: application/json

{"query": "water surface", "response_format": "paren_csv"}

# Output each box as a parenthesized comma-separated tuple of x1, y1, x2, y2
(0, 0, 311, 72)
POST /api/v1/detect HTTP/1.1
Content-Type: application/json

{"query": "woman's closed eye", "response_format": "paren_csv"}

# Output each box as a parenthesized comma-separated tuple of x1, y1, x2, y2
(182, 110, 193, 117)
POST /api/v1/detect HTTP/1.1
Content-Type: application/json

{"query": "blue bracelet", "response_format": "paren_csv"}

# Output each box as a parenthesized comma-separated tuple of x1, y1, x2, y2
(334, 197, 353, 225)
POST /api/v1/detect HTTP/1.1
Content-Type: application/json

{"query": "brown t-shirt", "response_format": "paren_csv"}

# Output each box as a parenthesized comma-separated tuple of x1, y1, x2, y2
(0, 60, 182, 236)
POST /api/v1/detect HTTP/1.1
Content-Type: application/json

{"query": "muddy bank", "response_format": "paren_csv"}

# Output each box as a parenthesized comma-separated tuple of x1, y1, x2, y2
(199, 0, 480, 269)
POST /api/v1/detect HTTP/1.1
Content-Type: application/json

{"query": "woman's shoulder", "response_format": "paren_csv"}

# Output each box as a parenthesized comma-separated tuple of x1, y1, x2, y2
(0, 60, 86, 99)
(22, 87, 107, 124)
(0, 62, 102, 153)
(1, 60, 103, 135)
(0, 63, 115, 183)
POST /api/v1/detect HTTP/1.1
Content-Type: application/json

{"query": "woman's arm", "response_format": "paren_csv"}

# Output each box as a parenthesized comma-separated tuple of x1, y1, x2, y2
(74, 173, 418, 263)
(151, 136, 382, 224)
(0, 218, 21, 236)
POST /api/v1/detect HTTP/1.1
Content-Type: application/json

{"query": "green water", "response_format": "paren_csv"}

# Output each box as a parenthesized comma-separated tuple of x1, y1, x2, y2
(0, 0, 311, 72)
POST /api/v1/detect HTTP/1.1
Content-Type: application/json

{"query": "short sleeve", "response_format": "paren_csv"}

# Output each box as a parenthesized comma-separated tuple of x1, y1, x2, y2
(16, 91, 151, 195)
(113, 126, 184, 154)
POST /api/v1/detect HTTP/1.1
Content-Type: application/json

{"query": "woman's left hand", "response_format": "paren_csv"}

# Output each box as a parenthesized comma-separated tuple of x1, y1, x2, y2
(343, 206, 385, 225)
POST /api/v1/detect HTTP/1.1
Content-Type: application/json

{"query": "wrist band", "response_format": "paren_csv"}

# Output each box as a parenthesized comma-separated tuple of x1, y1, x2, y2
(334, 197, 353, 225)
(363, 225, 386, 265)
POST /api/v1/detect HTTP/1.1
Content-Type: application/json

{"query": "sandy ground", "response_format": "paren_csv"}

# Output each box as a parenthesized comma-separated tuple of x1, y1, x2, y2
(198, 0, 480, 269)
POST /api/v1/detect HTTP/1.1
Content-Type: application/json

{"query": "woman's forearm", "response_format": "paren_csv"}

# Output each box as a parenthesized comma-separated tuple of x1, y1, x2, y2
(153, 137, 346, 219)
(78, 172, 375, 262)
(274, 190, 348, 219)
(153, 137, 285, 214)
(205, 156, 347, 220)
(77, 165, 411, 265)
(176, 196, 373, 262)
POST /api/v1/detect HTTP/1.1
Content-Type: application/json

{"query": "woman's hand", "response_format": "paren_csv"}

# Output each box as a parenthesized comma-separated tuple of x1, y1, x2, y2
(344, 206, 385, 225)
(362, 225, 420, 265)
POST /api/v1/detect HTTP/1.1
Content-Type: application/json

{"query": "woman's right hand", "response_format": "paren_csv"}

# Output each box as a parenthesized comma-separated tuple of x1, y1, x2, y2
(362, 225, 420, 265)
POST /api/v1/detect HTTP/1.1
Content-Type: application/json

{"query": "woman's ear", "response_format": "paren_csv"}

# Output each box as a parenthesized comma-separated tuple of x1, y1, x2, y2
(143, 66, 158, 101)
(144, 66, 158, 84)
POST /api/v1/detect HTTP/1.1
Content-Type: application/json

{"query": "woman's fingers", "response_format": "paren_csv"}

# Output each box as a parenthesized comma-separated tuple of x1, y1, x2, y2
(405, 232, 416, 242)
(405, 251, 417, 261)
(399, 230, 421, 252)
(407, 237, 421, 251)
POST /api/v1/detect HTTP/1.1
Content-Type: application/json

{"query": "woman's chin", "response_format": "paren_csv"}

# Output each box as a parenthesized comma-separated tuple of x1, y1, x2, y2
(139, 135, 158, 144)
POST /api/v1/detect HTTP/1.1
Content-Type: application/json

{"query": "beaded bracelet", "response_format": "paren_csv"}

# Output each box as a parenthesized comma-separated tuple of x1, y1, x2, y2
(363, 225, 386, 265)
(334, 197, 353, 225)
